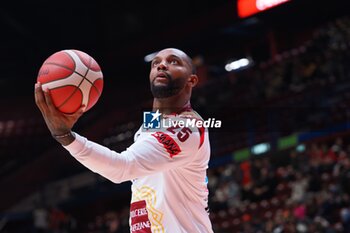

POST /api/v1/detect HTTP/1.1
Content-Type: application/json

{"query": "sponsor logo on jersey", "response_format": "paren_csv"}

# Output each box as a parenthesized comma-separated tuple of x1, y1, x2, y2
(152, 132, 181, 157)
(130, 200, 152, 233)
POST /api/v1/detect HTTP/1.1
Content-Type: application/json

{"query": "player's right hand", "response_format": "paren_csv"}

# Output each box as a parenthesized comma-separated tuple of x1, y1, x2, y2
(34, 82, 84, 144)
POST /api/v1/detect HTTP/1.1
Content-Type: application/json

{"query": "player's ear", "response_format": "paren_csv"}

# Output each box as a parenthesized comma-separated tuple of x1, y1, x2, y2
(188, 74, 198, 88)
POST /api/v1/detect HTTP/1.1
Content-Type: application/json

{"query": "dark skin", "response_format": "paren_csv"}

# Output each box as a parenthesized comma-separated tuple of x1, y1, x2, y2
(34, 48, 198, 146)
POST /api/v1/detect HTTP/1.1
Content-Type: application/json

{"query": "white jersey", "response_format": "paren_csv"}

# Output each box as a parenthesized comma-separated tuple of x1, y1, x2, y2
(64, 109, 213, 233)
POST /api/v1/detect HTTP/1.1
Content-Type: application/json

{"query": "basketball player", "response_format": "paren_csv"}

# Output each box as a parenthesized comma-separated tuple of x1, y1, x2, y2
(35, 48, 213, 233)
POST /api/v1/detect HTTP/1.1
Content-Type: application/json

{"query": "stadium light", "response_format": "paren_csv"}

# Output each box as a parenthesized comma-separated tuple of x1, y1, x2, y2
(144, 51, 159, 62)
(296, 144, 305, 152)
(251, 143, 270, 155)
(237, 0, 291, 18)
(225, 58, 250, 72)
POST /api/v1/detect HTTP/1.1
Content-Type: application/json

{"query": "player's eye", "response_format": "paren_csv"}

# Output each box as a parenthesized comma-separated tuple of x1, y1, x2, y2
(151, 60, 159, 67)
(170, 60, 179, 65)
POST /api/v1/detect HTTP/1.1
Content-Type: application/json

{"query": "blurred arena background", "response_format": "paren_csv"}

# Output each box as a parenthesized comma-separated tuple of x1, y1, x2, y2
(1, 0, 350, 232)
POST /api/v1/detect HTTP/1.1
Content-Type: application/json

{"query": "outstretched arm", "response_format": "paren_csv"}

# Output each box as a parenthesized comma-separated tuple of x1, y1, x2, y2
(63, 129, 202, 183)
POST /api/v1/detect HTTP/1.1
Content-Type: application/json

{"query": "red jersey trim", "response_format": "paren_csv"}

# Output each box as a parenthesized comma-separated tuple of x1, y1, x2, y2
(198, 126, 205, 149)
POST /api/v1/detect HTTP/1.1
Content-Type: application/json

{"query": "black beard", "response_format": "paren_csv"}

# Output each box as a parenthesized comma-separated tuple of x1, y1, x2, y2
(150, 74, 186, 98)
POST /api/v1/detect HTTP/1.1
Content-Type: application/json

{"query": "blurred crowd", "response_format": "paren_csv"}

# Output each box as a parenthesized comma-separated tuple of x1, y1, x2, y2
(32, 205, 76, 233)
(209, 137, 350, 233)
(198, 16, 350, 104)
(32, 205, 130, 233)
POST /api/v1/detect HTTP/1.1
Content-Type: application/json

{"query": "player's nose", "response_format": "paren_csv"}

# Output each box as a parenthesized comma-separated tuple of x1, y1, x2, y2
(157, 61, 168, 71)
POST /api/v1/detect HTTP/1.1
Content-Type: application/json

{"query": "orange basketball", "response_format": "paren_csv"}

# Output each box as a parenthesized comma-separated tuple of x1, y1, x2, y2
(37, 49, 103, 114)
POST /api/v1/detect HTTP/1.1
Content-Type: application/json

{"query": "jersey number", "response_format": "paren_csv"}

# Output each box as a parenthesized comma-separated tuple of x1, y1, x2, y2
(167, 126, 192, 142)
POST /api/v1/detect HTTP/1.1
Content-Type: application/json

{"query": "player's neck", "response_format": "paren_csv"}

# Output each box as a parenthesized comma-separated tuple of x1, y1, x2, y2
(153, 96, 190, 114)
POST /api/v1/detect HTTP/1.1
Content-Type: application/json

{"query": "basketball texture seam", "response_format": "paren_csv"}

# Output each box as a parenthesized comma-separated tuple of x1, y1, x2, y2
(59, 51, 90, 110)
(71, 50, 102, 97)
